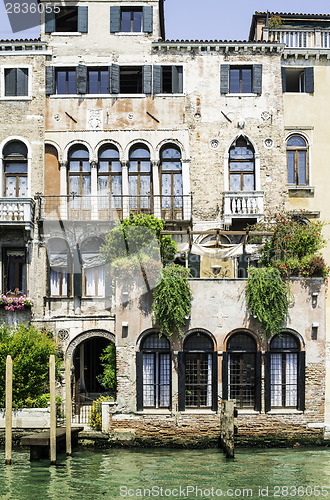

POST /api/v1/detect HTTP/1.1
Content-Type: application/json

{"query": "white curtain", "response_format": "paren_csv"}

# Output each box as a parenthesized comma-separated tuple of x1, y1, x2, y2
(50, 269, 67, 296)
(207, 353, 212, 407)
(143, 353, 154, 407)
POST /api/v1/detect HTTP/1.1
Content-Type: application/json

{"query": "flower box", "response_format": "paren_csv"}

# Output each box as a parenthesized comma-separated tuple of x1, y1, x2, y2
(0, 293, 33, 311)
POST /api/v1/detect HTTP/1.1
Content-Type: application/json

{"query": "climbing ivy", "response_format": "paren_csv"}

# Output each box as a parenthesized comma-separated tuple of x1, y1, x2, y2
(152, 264, 192, 338)
(246, 267, 291, 339)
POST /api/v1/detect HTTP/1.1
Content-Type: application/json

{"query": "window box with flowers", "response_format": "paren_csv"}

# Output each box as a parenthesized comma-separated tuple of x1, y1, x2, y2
(0, 293, 33, 311)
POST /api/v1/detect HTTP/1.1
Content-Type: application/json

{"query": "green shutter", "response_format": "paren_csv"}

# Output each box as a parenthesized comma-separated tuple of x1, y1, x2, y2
(212, 351, 218, 412)
(220, 64, 229, 94)
(17, 68, 28, 96)
(5, 68, 16, 96)
(252, 64, 262, 94)
(304, 67, 314, 93)
(281, 67, 286, 93)
(255, 352, 262, 412)
(110, 6, 121, 32)
(78, 6, 88, 33)
(143, 6, 153, 33)
(297, 351, 306, 411)
(143, 65, 152, 95)
(136, 351, 144, 411)
(45, 8, 55, 33)
(222, 352, 228, 400)
(188, 252, 200, 278)
(178, 352, 185, 411)
(172, 66, 183, 93)
(264, 352, 271, 412)
(153, 65, 162, 94)
(111, 64, 120, 94)
(46, 66, 55, 95)
(76, 65, 88, 94)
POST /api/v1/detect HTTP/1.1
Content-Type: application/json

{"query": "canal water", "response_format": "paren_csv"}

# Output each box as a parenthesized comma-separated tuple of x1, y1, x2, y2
(0, 447, 329, 499)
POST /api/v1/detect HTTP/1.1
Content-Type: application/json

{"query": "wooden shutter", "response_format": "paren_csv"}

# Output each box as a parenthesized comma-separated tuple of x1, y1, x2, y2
(222, 352, 228, 400)
(172, 66, 183, 93)
(212, 351, 218, 411)
(304, 67, 314, 93)
(17, 68, 28, 96)
(220, 64, 229, 94)
(78, 6, 88, 33)
(76, 65, 88, 94)
(5, 68, 16, 96)
(73, 245, 82, 297)
(143, 65, 152, 95)
(143, 6, 153, 33)
(111, 64, 120, 94)
(108, 66, 112, 94)
(168, 352, 172, 410)
(136, 351, 144, 411)
(110, 6, 121, 33)
(46, 66, 55, 95)
(188, 252, 200, 278)
(178, 352, 185, 411)
(281, 67, 286, 93)
(252, 64, 262, 94)
(264, 352, 271, 413)
(153, 65, 162, 94)
(45, 8, 55, 33)
(297, 351, 306, 411)
(255, 351, 262, 412)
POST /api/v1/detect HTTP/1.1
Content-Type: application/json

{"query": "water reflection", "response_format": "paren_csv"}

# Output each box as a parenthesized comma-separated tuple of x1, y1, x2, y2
(0, 447, 328, 499)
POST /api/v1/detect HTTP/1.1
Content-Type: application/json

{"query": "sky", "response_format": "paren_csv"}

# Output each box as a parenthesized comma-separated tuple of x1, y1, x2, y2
(0, 0, 329, 41)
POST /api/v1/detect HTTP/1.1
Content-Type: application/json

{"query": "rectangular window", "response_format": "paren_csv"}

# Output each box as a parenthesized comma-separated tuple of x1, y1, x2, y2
(120, 66, 142, 93)
(230, 66, 252, 93)
(50, 269, 68, 297)
(88, 68, 109, 94)
(55, 7, 78, 32)
(143, 353, 170, 408)
(162, 66, 183, 93)
(4, 68, 28, 97)
(56, 68, 76, 94)
(282, 67, 314, 93)
(3, 248, 26, 293)
(121, 8, 142, 32)
(85, 266, 105, 297)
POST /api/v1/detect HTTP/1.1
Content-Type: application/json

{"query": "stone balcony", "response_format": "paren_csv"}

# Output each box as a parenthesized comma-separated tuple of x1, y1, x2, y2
(223, 191, 264, 224)
(0, 198, 35, 228)
(263, 27, 330, 49)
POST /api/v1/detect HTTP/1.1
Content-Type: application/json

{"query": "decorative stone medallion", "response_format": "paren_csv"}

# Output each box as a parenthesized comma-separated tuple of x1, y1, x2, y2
(53, 114, 61, 122)
(264, 138, 274, 148)
(87, 109, 103, 129)
(261, 111, 271, 121)
(58, 329, 69, 341)
(210, 139, 219, 149)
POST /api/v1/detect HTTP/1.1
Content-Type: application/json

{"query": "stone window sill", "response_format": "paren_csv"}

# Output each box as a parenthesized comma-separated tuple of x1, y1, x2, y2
(288, 185, 314, 197)
(268, 409, 304, 415)
(237, 409, 260, 415)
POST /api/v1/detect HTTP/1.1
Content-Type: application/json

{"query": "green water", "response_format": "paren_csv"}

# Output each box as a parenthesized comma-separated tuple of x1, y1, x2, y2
(0, 447, 329, 499)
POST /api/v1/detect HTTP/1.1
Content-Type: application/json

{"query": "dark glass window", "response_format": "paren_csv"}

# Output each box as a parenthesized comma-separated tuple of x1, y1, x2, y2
(88, 68, 109, 94)
(3, 248, 26, 293)
(4, 68, 28, 97)
(229, 137, 255, 191)
(3, 141, 28, 198)
(287, 135, 308, 185)
(141, 333, 171, 408)
(162, 66, 183, 93)
(270, 333, 300, 408)
(68, 145, 91, 212)
(227, 333, 257, 408)
(120, 66, 143, 93)
(184, 333, 214, 409)
(160, 144, 182, 219)
(121, 8, 142, 32)
(284, 69, 305, 92)
(98, 145, 122, 212)
(56, 68, 76, 94)
(55, 7, 78, 32)
(128, 144, 151, 212)
(230, 67, 252, 93)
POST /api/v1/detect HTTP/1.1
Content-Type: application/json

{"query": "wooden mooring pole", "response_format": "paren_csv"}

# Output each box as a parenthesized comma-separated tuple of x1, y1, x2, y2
(220, 400, 235, 458)
(65, 359, 72, 456)
(5, 355, 12, 465)
(49, 355, 56, 465)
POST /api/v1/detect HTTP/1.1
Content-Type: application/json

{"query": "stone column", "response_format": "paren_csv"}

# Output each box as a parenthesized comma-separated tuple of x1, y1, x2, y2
(152, 161, 160, 218)
(122, 161, 129, 219)
(59, 161, 68, 219)
(90, 160, 98, 220)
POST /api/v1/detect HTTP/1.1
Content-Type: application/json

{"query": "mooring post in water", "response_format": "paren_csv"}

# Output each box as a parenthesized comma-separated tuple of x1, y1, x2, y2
(220, 400, 235, 458)
(65, 359, 72, 456)
(5, 355, 12, 465)
(49, 354, 56, 465)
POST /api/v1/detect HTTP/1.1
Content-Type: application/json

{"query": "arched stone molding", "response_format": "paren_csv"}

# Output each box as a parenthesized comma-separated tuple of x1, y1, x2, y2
(223, 328, 261, 351)
(183, 328, 217, 350)
(0, 136, 32, 197)
(95, 139, 124, 160)
(65, 329, 115, 362)
(268, 328, 305, 351)
(124, 139, 154, 162)
(63, 140, 94, 162)
(45, 140, 62, 162)
(136, 328, 161, 350)
(155, 138, 187, 160)
(223, 134, 260, 192)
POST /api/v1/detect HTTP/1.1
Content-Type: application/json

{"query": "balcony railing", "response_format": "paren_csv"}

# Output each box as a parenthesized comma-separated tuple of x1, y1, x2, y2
(223, 191, 263, 223)
(0, 198, 35, 223)
(37, 195, 192, 222)
(263, 27, 330, 49)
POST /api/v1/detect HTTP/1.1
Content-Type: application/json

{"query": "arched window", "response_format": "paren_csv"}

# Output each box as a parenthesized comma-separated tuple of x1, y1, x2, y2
(47, 238, 71, 297)
(3, 141, 28, 197)
(68, 145, 91, 211)
(178, 332, 217, 411)
(128, 144, 151, 212)
(268, 333, 301, 409)
(229, 137, 255, 191)
(287, 135, 308, 185)
(136, 333, 171, 410)
(81, 237, 105, 297)
(225, 333, 260, 410)
(97, 145, 122, 212)
(160, 144, 182, 219)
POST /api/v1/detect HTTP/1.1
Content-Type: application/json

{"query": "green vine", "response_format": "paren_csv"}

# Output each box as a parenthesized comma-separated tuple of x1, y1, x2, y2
(152, 264, 192, 338)
(246, 267, 291, 339)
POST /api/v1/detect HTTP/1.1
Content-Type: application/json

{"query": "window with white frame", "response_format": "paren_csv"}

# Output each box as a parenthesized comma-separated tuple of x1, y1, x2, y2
(270, 333, 300, 408)
(3, 141, 28, 197)
(47, 238, 71, 297)
(80, 238, 105, 297)
(286, 135, 309, 185)
(4, 68, 29, 97)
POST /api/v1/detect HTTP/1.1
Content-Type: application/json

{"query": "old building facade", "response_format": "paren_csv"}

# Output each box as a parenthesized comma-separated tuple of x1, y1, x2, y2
(0, 2, 329, 444)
